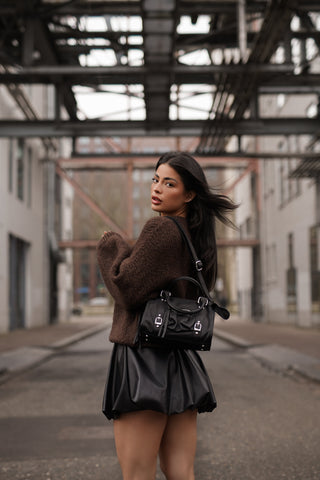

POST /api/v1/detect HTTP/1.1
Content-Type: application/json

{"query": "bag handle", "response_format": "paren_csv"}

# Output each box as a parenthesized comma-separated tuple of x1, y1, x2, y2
(161, 290, 209, 314)
(168, 275, 204, 292)
(167, 217, 230, 320)
(162, 276, 209, 313)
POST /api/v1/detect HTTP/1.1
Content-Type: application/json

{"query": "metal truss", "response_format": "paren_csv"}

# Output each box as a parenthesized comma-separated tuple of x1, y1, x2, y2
(0, 0, 320, 156)
(0, 118, 319, 138)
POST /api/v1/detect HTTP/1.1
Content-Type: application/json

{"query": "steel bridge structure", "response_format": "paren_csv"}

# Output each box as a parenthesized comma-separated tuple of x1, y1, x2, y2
(0, 1, 319, 157)
(1, 0, 320, 320)
(1, 0, 320, 246)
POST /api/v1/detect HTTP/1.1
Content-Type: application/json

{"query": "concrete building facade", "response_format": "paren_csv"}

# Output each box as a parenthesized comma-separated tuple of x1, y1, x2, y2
(234, 94, 320, 327)
(0, 84, 72, 333)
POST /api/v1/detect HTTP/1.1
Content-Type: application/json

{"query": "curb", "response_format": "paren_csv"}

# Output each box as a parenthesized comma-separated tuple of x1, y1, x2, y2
(0, 323, 108, 383)
(214, 328, 320, 384)
(214, 329, 254, 349)
(50, 323, 107, 349)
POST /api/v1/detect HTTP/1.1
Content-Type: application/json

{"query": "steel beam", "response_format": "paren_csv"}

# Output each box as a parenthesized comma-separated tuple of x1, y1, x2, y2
(2, 1, 319, 17)
(56, 165, 129, 238)
(3, 69, 320, 94)
(58, 238, 259, 249)
(237, 0, 247, 60)
(57, 153, 320, 172)
(0, 64, 295, 84)
(0, 118, 319, 138)
(57, 156, 250, 170)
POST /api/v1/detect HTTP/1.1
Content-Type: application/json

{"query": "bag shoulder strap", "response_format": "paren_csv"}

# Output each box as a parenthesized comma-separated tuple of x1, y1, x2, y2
(168, 216, 230, 320)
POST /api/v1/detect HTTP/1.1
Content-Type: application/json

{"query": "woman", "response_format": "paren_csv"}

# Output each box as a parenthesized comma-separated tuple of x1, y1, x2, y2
(97, 151, 237, 480)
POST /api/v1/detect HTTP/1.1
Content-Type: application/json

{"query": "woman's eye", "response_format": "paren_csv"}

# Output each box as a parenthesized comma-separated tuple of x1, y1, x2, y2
(165, 182, 174, 187)
(151, 177, 158, 184)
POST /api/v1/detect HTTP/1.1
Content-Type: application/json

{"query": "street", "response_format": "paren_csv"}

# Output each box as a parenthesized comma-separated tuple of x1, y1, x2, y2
(0, 329, 319, 480)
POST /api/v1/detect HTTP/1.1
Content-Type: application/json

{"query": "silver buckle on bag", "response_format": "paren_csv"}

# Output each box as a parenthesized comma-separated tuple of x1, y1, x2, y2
(195, 260, 203, 271)
(194, 320, 202, 333)
(197, 297, 209, 308)
(154, 314, 163, 327)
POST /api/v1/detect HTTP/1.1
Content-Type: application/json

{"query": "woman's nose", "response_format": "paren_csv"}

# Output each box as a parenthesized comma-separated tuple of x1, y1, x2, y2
(153, 183, 162, 193)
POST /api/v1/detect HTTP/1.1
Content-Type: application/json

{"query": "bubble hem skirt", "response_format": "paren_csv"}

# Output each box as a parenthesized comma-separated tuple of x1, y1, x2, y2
(102, 343, 217, 420)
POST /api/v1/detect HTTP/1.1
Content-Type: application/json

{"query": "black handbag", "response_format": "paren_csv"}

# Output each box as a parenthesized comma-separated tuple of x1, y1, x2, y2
(138, 217, 230, 351)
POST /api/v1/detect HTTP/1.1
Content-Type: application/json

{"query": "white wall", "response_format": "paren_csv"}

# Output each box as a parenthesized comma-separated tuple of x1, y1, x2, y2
(260, 155, 317, 326)
(0, 134, 48, 331)
(58, 178, 74, 322)
(233, 85, 319, 326)
(0, 84, 73, 332)
(234, 170, 255, 319)
(233, 80, 320, 326)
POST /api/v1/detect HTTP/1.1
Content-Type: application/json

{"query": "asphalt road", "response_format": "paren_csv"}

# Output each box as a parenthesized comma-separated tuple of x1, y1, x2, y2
(0, 330, 319, 480)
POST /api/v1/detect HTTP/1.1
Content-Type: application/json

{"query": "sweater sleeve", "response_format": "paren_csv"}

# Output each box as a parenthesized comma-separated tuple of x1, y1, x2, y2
(96, 216, 184, 309)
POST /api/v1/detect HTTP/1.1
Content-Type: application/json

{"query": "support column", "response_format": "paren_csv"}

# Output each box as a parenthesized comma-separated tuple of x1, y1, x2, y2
(89, 249, 97, 299)
(316, 178, 320, 226)
(73, 250, 81, 304)
(237, 0, 247, 60)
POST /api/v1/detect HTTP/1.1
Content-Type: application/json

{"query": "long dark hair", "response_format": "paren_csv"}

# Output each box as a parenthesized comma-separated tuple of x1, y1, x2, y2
(156, 151, 238, 288)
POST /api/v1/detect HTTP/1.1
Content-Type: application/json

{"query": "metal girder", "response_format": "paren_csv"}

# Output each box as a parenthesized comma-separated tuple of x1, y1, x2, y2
(197, 0, 303, 153)
(290, 159, 320, 178)
(59, 152, 320, 161)
(0, 118, 319, 138)
(56, 165, 129, 237)
(57, 155, 250, 170)
(18, 16, 78, 120)
(54, 154, 320, 175)
(0, 64, 296, 84)
(58, 238, 259, 249)
(141, 0, 177, 124)
(2, 1, 319, 16)
(259, 74, 320, 94)
(176, 31, 320, 48)
(0, 0, 320, 149)
(1, 67, 320, 96)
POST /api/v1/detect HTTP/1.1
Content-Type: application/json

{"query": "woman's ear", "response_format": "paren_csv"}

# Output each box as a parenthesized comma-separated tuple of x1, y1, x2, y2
(185, 191, 196, 203)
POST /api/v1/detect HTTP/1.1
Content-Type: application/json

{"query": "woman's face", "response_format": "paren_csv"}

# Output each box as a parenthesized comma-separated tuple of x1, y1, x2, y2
(151, 163, 194, 217)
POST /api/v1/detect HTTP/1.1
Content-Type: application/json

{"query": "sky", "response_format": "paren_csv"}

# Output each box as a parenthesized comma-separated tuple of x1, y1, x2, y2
(73, 15, 216, 121)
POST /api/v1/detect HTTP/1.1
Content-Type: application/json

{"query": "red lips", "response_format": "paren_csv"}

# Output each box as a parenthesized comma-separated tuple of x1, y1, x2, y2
(152, 196, 162, 205)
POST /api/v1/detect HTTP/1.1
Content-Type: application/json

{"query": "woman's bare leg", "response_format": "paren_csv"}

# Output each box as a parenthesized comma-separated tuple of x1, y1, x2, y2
(113, 410, 168, 480)
(159, 409, 197, 480)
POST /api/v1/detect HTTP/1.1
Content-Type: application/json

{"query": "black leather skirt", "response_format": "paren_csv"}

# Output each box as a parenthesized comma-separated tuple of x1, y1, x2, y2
(102, 343, 216, 420)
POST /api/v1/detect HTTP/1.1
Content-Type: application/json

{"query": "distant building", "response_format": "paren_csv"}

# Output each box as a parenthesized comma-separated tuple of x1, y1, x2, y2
(234, 97, 320, 326)
(0, 84, 72, 333)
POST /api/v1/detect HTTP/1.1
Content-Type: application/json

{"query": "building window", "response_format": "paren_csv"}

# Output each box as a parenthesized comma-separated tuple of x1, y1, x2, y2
(288, 233, 294, 268)
(279, 162, 285, 206)
(9, 235, 28, 330)
(266, 243, 277, 284)
(8, 138, 14, 192)
(310, 226, 320, 313)
(17, 138, 24, 201)
(27, 147, 32, 207)
(287, 232, 297, 313)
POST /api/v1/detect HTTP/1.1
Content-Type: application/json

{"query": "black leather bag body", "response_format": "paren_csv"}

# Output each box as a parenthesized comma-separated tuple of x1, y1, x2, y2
(138, 218, 229, 351)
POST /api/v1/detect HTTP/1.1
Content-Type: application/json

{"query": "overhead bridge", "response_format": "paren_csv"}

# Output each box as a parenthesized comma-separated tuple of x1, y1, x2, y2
(0, 0, 319, 157)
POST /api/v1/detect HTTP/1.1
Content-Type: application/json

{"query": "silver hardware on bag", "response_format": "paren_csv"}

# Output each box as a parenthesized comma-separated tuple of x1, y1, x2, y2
(198, 297, 209, 308)
(154, 314, 163, 327)
(195, 260, 203, 271)
(194, 320, 202, 333)
(160, 290, 171, 301)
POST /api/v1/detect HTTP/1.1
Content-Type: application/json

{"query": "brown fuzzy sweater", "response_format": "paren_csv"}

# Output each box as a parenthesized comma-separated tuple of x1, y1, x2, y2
(96, 215, 194, 346)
